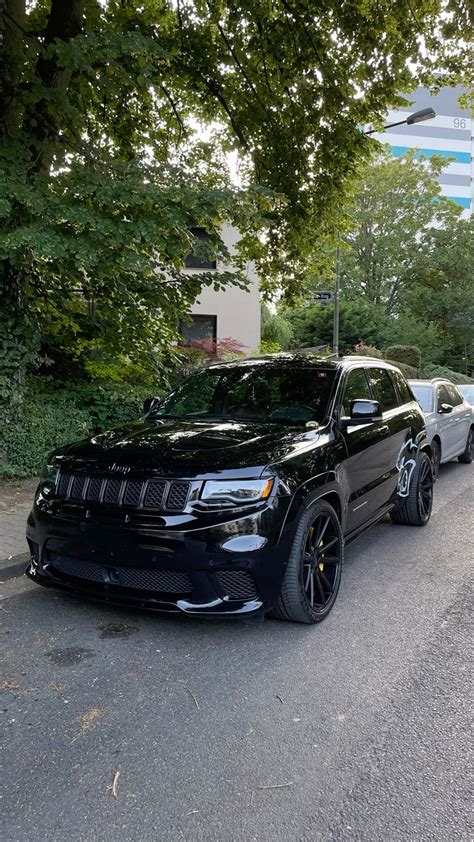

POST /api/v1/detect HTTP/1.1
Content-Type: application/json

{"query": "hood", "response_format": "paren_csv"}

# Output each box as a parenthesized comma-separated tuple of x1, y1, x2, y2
(55, 418, 322, 478)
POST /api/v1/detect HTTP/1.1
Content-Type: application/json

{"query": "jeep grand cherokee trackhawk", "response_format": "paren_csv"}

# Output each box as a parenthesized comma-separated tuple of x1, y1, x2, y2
(27, 354, 433, 624)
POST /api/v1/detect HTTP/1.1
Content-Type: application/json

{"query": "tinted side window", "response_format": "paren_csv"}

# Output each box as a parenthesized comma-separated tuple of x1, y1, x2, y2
(368, 368, 398, 412)
(392, 370, 413, 404)
(445, 384, 463, 407)
(341, 368, 371, 415)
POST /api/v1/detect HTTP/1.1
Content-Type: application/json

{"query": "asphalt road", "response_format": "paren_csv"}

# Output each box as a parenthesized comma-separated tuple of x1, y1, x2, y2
(1, 461, 472, 842)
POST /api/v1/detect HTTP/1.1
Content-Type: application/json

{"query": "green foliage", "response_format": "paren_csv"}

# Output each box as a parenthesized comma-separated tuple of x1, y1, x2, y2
(259, 340, 283, 355)
(418, 364, 474, 385)
(0, 377, 146, 477)
(285, 299, 389, 352)
(261, 305, 293, 350)
(340, 148, 461, 315)
(384, 345, 421, 371)
(384, 360, 418, 379)
(408, 218, 474, 374)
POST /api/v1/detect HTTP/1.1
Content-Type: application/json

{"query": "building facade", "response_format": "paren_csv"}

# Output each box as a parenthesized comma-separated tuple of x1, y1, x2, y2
(182, 223, 261, 353)
(370, 85, 472, 219)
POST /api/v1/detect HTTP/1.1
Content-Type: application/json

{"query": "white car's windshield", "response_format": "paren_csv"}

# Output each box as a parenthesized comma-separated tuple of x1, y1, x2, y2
(459, 386, 474, 404)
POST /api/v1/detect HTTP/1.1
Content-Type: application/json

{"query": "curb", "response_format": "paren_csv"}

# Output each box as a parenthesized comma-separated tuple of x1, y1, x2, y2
(0, 552, 30, 582)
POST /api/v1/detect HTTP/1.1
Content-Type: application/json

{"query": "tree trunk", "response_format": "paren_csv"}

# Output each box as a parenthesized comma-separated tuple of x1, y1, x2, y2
(0, 0, 26, 133)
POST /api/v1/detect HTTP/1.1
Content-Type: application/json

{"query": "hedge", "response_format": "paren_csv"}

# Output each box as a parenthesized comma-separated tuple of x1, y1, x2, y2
(0, 378, 147, 478)
(418, 364, 474, 385)
(384, 345, 421, 371)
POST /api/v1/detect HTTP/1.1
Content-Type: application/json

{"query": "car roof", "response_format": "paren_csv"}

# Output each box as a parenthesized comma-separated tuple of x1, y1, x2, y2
(207, 352, 401, 372)
(408, 378, 454, 386)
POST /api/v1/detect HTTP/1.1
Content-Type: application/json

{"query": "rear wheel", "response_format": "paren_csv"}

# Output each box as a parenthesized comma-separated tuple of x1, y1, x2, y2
(390, 452, 433, 526)
(458, 428, 473, 464)
(431, 439, 441, 480)
(270, 499, 343, 624)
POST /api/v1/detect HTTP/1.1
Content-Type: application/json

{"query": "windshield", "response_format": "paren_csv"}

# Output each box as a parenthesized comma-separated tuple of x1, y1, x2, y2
(459, 385, 474, 404)
(149, 363, 336, 425)
(410, 384, 433, 413)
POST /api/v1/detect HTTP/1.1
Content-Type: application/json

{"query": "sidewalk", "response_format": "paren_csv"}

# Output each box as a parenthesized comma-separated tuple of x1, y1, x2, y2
(0, 477, 38, 579)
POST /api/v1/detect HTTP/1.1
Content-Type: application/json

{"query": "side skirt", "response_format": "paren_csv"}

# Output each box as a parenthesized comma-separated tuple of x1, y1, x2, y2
(343, 504, 394, 546)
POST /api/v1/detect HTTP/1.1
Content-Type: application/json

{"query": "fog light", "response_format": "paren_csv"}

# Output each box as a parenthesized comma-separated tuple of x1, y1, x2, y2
(221, 535, 267, 553)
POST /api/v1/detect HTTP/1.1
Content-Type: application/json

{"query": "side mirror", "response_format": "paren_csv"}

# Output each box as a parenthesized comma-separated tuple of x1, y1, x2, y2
(341, 399, 383, 427)
(438, 403, 453, 414)
(143, 396, 160, 415)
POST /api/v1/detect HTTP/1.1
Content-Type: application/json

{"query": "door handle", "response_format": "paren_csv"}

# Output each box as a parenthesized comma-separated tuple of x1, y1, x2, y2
(378, 425, 390, 436)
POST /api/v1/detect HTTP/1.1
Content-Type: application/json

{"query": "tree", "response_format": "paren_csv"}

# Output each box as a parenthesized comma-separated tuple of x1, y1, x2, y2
(261, 304, 293, 350)
(409, 218, 474, 373)
(339, 148, 462, 315)
(0, 0, 468, 428)
(284, 299, 389, 352)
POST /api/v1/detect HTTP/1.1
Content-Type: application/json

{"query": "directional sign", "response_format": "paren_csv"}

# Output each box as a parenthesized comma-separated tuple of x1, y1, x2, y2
(309, 290, 333, 305)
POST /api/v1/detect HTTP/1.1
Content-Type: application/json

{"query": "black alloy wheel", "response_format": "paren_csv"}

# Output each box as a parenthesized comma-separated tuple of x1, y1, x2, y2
(458, 428, 473, 464)
(431, 439, 441, 480)
(270, 499, 343, 624)
(391, 452, 433, 526)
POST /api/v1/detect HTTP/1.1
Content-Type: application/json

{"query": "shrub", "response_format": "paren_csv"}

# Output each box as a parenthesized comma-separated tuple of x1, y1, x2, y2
(0, 378, 147, 477)
(353, 342, 384, 359)
(384, 345, 421, 371)
(384, 360, 418, 378)
(418, 364, 474, 385)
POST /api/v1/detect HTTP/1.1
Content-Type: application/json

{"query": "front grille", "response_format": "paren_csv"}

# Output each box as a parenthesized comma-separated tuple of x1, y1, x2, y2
(48, 553, 192, 593)
(86, 477, 103, 502)
(104, 478, 122, 505)
(55, 471, 190, 512)
(167, 482, 190, 510)
(214, 571, 258, 601)
(143, 480, 167, 509)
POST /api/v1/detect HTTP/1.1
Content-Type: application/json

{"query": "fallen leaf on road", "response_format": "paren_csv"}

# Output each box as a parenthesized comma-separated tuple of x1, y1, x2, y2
(71, 707, 102, 742)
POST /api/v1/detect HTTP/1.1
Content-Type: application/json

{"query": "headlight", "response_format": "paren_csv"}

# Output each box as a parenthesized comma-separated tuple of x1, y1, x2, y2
(201, 478, 274, 505)
(40, 460, 59, 484)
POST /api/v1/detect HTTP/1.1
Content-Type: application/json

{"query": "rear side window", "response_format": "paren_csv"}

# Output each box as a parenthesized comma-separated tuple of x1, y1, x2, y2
(445, 384, 463, 407)
(367, 368, 398, 412)
(392, 370, 413, 405)
(341, 368, 371, 414)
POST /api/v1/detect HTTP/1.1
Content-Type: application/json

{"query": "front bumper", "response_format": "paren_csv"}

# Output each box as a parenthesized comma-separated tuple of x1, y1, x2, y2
(26, 493, 295, 618)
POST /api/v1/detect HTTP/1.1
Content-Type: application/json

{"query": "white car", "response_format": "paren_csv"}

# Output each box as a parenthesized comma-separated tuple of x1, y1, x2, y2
(408, 378, 473, 478)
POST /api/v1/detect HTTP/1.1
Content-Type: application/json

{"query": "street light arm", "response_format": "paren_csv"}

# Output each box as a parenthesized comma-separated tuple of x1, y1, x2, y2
(364, 107, 436, 135)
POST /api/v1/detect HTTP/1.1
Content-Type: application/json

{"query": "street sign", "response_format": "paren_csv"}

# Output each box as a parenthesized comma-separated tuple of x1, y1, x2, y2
(309, 290, 333, 305)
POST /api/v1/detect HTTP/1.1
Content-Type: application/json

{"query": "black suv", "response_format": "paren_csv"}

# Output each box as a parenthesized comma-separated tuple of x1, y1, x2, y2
(27, 354, 433, 624)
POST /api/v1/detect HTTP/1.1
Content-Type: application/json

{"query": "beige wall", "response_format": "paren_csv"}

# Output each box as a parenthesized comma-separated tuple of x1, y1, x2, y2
(183, 224, 260, 353)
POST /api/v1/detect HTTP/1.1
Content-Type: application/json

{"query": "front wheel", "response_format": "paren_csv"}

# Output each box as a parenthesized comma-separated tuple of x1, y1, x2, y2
(458, 428, 473, 464)
(390, 452, 433, 526)
(269, 499, 343, 624)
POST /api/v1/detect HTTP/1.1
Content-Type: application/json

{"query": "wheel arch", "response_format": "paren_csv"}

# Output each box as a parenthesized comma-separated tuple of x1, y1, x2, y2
(278, 474, 346, 541)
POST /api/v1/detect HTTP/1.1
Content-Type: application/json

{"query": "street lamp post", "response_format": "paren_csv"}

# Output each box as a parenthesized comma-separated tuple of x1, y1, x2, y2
(332, 107, 436, 354)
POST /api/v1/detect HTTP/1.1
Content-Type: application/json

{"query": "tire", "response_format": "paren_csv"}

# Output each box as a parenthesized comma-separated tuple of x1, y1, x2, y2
(269, 499, 343, 624)
(458, 427, 473, 464)
(390, 452, 433, 526)
(431, 439, 441, 480)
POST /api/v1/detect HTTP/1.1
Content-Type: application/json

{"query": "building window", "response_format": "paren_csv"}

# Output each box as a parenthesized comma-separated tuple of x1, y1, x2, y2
(179, 314, 217, 344)
(184, 228, 217, 270)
